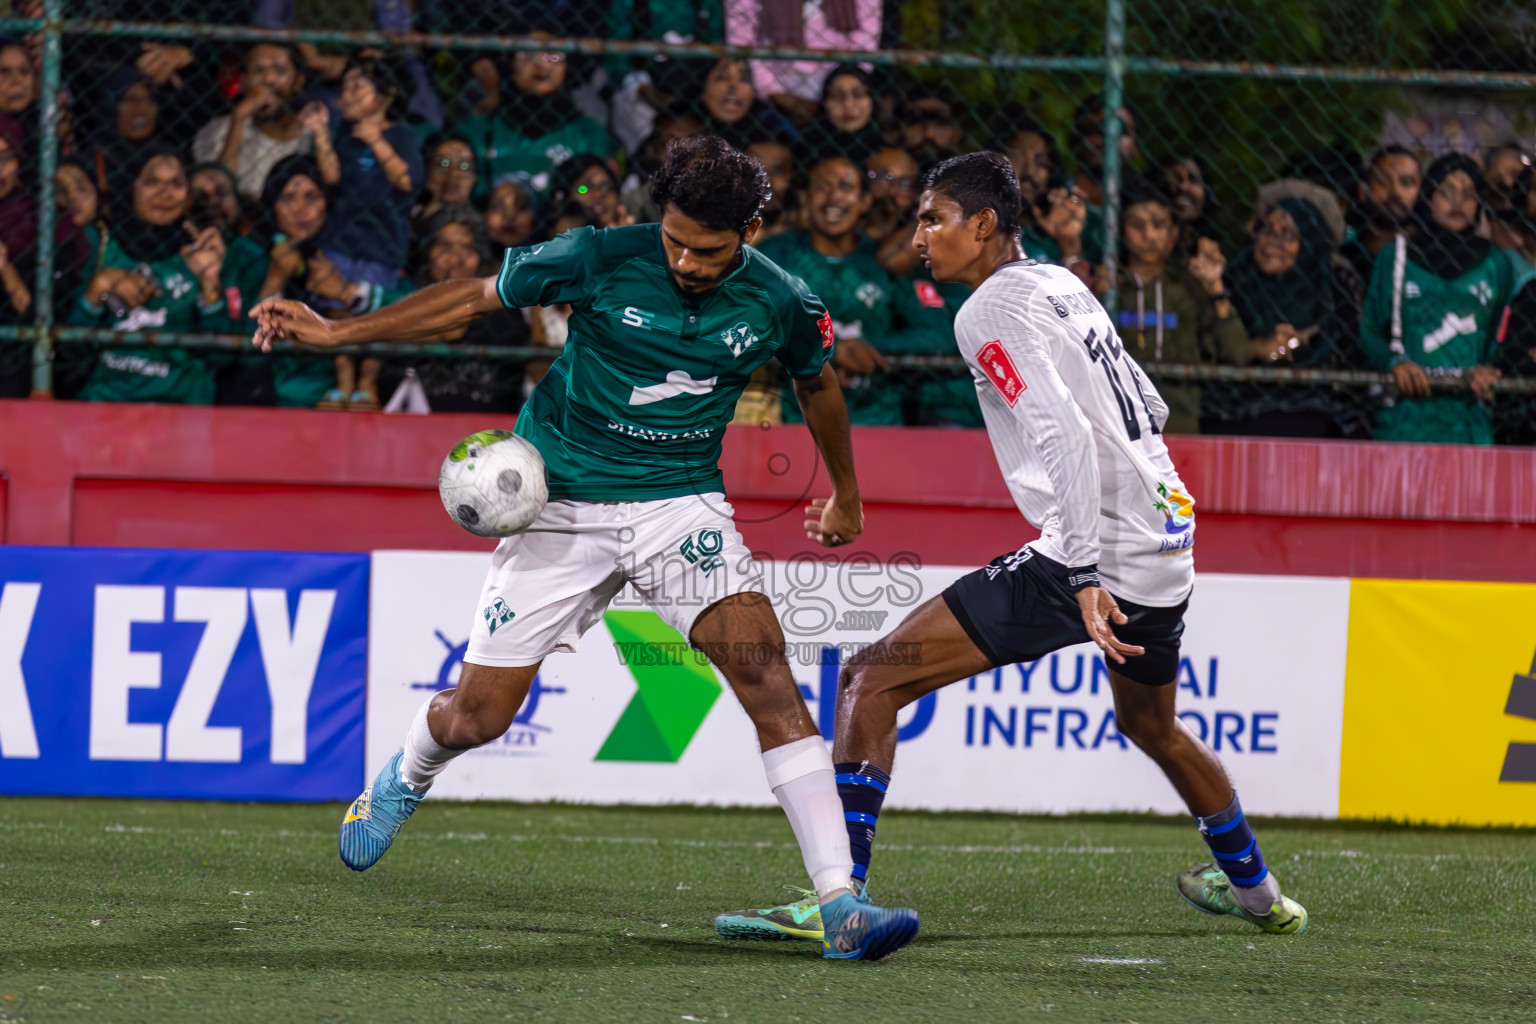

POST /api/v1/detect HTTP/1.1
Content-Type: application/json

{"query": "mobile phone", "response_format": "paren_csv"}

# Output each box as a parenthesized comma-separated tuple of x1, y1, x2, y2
(102, 263, 154, 319)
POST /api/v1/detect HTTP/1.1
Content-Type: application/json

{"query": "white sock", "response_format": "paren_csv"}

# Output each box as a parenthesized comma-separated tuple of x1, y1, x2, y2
(762, 735, 855, 903)
(1231, 871, 1282, 915)
(400, 699, 461, 793)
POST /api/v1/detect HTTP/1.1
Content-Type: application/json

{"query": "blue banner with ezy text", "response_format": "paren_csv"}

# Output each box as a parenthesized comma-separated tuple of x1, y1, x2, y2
(0, 546, 367, 801)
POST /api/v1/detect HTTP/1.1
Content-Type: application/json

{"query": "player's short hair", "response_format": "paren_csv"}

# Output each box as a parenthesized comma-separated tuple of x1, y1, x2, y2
(650, 135, 771, 235)
(921, 151, 1023, 233)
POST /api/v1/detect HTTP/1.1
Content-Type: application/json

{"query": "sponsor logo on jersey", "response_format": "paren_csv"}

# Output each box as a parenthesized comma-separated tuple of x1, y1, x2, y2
(1154, 482, 1196, 553)
(1154, 481, 1195, 535)
(720, 321, 759, 357)
(818, 311, 834, 349)
(977, 340, 1027, 406)
(1404, 281, 1421, 299)
(483, 598, 516, 635)
(1423, 312, 1478, 354)
(605, 420, 717, 442)
(915, 280, 946, 308)
(628, 369, 719, 405)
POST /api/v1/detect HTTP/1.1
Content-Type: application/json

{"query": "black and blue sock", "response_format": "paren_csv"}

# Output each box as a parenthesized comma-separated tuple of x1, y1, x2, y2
(1196, 794, 1269, 888)
(834, 761, 890, 886)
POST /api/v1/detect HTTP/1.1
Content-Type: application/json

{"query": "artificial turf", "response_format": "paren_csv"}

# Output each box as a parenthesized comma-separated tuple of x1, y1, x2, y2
(1, 797, 1533, 1023)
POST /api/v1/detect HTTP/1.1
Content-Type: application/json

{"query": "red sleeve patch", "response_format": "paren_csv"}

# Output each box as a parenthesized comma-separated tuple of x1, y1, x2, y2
(818, 310, 834, 349)
(976, 340, 1027, 407)
(914, 280, 945, 308)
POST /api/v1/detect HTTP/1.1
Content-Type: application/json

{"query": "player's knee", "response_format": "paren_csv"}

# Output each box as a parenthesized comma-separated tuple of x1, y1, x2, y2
(838, 661, 874, 707)
(724, 660, 796, 704)
(1116, 706, 1180, 753)
(438, 689, 515, 748)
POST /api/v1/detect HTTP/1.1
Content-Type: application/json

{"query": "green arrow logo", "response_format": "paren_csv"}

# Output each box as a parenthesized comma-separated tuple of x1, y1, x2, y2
(595, 610, 723, 762)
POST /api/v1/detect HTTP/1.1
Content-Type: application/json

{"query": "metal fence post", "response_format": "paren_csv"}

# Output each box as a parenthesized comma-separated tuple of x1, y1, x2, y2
(30, 0, 62, 398)
(1101, 0, 1125, 318)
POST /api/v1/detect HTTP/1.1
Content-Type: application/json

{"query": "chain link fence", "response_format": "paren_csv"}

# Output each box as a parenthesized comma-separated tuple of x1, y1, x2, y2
(0, 0, 1534, 440)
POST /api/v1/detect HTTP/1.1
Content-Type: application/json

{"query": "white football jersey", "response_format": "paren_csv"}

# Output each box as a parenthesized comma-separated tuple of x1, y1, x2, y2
(953, 259, 1195, 606)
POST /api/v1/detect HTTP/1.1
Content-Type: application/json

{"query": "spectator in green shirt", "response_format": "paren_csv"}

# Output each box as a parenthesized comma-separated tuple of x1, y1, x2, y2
(1360, 153, 1512, 445)
(458, 39, 614, 200)
(71, 149, 249, 404)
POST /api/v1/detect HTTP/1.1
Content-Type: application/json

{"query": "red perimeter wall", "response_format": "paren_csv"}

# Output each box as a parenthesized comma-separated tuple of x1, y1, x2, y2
(2, 399, 1534, 582)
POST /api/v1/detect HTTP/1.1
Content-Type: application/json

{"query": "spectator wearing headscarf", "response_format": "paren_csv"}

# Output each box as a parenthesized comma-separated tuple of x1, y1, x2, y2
(87, 69, 167, 204)
(1495, 172, 1536, 444)
(457, 37, 613, 200)
(376, 204, 531, 414)
(0, 116, 36, 327)
(801, 64, 885, 168)
(412, 131, 479, 237)
(69, 148, 253, 404)
(206, 154, 330, 407)
(1360, 153, 1513, 445)
(1216, 193, 1359, 436)
(0, 40, 41, 193)
(688, 57, 798, 153)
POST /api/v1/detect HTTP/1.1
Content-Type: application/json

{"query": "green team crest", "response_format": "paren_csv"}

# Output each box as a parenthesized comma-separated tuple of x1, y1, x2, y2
(483, 598, 516, 634)
(720, 321, 758, 357)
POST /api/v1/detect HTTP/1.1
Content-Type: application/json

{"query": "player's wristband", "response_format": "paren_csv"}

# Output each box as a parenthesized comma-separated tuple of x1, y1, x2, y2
(1065, 566, 1103, 593)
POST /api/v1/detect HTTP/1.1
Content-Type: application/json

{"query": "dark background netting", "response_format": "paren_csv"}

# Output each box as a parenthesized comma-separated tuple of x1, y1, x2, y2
(0, 0, 1533, 441)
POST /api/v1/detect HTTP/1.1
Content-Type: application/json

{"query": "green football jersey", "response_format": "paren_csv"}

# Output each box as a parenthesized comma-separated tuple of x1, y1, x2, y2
(497, 223, 832, 501)
(755, 232, 901, 425)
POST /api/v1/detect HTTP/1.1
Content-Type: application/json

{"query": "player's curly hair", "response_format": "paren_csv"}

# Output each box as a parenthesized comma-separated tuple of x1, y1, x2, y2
(921, 151, 1023, 235)
(649, 135, 771, 235)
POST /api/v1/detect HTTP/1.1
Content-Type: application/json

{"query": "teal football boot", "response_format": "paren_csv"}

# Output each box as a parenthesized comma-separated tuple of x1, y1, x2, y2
(339, 749, 424, 871)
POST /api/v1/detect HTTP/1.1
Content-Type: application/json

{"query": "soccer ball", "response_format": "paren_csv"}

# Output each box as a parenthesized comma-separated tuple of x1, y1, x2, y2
(438, 429, 548, 537)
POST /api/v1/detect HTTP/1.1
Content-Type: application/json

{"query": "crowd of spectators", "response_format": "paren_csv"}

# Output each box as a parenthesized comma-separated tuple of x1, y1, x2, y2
(1, 8, 1535, 444)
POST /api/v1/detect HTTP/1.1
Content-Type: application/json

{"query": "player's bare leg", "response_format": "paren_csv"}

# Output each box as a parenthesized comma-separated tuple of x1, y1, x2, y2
(713, 596, 986, 942)
(1107, 670, 1306, 932)
(339, 662, 539, 871)
(690, 593, 818, 750)
(692, 592, 920, 959)
(1107, 670, 1231, 816)
(834, 597, 993, 770)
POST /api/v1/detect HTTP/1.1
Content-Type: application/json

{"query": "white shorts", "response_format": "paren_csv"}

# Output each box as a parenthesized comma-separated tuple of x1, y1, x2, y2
(464, 492, 767, 668)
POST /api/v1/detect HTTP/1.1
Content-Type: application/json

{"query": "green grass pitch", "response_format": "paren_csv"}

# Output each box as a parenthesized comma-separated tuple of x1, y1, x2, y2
(1, 798, 1533, 1023)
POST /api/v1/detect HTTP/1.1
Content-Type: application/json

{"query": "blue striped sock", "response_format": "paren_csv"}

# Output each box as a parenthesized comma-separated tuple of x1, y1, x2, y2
(834, 761, 890, 884)
(1196, 795, 1269, 887)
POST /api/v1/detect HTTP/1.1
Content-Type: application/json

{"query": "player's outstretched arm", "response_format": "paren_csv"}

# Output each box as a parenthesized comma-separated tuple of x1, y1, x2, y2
(793, 362, 864, 547)
(249, 276, 503, 352)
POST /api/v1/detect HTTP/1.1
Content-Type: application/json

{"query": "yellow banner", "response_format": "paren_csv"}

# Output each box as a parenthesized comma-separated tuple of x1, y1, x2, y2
(1340, 578, 1536, 826)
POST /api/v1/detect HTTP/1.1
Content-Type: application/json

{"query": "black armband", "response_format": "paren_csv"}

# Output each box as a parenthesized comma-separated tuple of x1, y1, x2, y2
(1065, 566, 1103, 593)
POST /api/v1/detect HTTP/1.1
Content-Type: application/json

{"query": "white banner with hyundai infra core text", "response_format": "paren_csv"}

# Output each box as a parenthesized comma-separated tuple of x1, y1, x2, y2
(367, 551, 1349, 817)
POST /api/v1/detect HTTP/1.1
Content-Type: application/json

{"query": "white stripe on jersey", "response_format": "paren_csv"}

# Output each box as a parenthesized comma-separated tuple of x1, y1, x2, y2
(954, 260, 1195, 607)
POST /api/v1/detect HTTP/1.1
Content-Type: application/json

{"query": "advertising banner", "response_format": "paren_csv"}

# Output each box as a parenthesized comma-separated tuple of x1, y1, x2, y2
(0, 546, 368, 801)
(368, 551, 1348, 817)
(1340, 578, 1536, 827)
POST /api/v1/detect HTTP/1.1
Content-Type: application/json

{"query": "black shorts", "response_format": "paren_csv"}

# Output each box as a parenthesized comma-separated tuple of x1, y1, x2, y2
(941, 547, 1188, 687)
